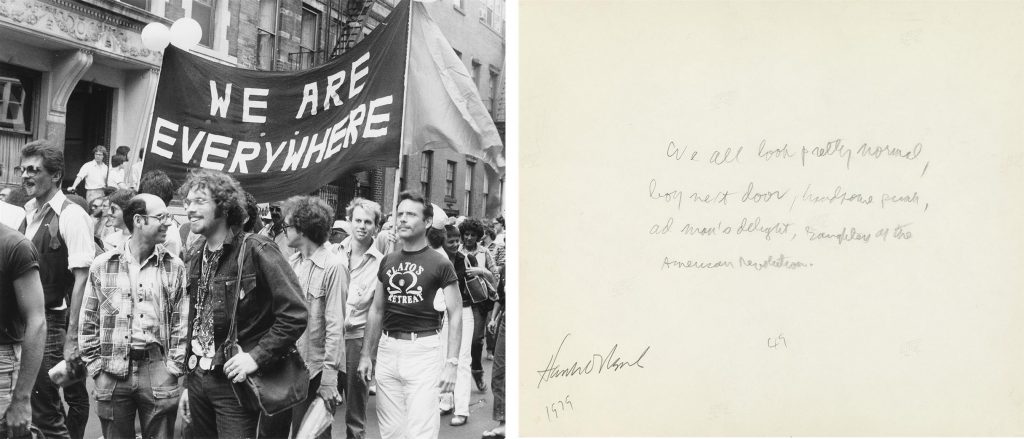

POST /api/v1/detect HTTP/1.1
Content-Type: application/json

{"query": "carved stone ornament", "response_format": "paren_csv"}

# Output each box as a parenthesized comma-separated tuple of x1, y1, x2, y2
(0, 0, 162, 66)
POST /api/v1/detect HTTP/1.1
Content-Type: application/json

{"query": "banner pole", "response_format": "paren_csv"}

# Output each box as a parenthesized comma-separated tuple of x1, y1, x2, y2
(386, 0, 414, 255)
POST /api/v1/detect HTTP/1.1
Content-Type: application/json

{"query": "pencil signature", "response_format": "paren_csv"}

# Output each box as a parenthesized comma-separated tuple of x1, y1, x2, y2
(536, 333, 651, 389)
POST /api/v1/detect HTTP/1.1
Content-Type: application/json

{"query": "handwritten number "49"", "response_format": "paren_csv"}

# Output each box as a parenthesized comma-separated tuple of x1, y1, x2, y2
(546, 395, 574, 422)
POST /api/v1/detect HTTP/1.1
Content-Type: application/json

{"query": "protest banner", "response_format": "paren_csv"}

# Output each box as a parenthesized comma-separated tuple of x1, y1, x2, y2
(142, 0, 410, 202)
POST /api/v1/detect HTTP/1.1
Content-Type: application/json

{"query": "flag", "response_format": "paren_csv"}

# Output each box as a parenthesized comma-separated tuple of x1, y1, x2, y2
(403, 2, 506, 175)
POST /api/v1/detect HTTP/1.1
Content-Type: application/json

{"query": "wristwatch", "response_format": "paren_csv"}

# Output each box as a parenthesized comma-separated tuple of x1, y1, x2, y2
(446, 357, 459, 366)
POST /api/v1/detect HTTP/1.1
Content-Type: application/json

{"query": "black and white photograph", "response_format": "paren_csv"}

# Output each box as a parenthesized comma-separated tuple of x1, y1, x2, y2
(0, 0, 507, 437)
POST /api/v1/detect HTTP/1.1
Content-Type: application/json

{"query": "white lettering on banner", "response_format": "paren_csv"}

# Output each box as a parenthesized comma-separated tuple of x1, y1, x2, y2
(297, 82, 319, 118)
(364, 95, 392, 138)
(324, 71, 346, 110)
(151, 91, 393, 173)
(262, 140, 289, 173)
(326, 115, 350, 159)
(182, 126, 206, 164)
(243, 88, 269, 123)
(281, 137, 307, 171)
(150, 117, 178, 159)
(303, 128, 332, 168)
(200, 134, 232, 171)
(210, 81, 232, 118)
(350, 53, 370, 98)
(230, 141, 261, 173)
(345, 104, 366, 149)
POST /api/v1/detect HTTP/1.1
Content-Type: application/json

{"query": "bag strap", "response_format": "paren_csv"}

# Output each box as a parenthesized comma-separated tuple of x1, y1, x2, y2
(224, 233, 250, 348)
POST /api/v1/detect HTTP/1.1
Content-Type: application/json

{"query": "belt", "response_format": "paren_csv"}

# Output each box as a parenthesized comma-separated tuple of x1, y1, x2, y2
(384, 329, 439, 340)
(128, 348, 152, 361)
(187, 354, 217, 371)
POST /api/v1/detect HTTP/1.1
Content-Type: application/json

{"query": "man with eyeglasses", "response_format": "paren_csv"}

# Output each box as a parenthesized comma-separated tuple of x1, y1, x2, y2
(259, 200, 295, 259)
(17, 140, 96, 439)
(78, 193, 188, 439)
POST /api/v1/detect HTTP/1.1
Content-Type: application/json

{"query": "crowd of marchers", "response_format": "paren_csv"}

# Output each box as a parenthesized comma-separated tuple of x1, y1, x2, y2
(0, 139, 507, 439)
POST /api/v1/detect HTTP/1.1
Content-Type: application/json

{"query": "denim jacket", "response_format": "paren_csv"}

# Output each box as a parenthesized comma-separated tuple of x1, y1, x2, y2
(184, 230, 307, 369)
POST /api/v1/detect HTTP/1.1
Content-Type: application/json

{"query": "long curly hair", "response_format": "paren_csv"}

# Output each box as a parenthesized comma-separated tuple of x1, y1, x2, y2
(177, 169, 247, 228)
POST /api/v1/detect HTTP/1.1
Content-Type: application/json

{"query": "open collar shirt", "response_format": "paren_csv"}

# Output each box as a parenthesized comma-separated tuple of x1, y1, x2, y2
(336, 236, 383, 340)
(78, 240, 188, 379)
(289, 245, 347, 385)
(23, 191, 95, 271)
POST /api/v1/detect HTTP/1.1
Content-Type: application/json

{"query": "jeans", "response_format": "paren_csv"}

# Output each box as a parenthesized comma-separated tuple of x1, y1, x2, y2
(64, 377, 88, 439)
(0, 344, 20, 420)
(92, 345, 180, 439)
(469, 303, 489, 374)
(439, 307, 474, 416)
(342, 338, 368, 439)
(185, 368, 259, 439)
(375, 334, 442, 439)
(32, 311, 71, 439)
(492, 318, 505, 422)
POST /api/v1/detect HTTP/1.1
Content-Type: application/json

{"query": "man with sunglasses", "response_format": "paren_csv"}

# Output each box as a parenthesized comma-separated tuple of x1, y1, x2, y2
(78, 194, 188, 439)
(259, 201, 295, 259)
(17, 140, 96, 439)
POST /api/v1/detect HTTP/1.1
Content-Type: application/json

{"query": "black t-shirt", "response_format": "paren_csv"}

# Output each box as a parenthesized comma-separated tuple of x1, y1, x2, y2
(377, 246, 458, 332)
(445, 249, 470, 305)
(0, 224, 39, 344)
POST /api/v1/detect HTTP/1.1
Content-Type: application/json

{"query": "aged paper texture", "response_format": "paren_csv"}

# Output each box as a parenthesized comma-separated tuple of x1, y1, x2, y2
(519, 0, 1024, 435)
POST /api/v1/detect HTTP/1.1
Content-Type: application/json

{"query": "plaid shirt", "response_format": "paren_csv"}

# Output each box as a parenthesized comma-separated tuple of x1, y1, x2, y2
(78, 242, 189, 379)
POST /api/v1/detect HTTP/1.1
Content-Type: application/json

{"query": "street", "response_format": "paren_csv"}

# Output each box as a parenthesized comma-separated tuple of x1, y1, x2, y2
(80, 356, 497, 439)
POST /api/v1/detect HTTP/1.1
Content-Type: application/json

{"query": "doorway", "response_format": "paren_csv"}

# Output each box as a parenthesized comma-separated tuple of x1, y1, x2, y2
(64, 80, 112, 190)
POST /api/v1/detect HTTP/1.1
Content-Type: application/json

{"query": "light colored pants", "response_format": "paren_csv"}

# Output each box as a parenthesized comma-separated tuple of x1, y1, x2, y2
(439, 307, 473, 416)
(375, 333, 442, 439)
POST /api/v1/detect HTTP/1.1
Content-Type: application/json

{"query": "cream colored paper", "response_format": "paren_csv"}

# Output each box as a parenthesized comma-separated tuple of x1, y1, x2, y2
(519, 0, 1024, 435)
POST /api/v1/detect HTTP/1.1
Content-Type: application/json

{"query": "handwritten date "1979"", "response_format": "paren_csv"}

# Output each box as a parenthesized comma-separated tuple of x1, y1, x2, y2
(545, 395, 574, 422)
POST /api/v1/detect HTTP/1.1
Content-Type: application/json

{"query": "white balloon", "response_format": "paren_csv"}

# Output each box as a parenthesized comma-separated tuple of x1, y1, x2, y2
(170, 17, 202, 49)
(140, 22, 171, 51)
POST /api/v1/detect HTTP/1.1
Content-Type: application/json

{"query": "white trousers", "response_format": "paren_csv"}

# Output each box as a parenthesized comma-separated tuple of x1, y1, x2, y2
(439, 306, 474, 416)
(375, 334, 442, 439)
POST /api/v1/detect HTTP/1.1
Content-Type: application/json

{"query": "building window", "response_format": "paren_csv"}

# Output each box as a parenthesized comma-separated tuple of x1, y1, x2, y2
(471, 60, 481, 90)
(294, 6, 321, 69)
(445, 161, 456, 198)
(256, 0, 278, 70)
(488, 68, 499, 115)
(465, 161, 474, 216)
(482, 171, 489, 213)
(479, 0, 504, 34)
(479, 0, 493, 26)
(192, 0, 215, 48)
(419, 151, 433, 200)
(0, 76, 30, 133)
(120, 0, 149, 10)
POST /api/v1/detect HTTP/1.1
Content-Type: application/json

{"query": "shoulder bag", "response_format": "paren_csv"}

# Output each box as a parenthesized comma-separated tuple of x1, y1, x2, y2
(465, 252, 494, 303)
(225, 234, 310, 416)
